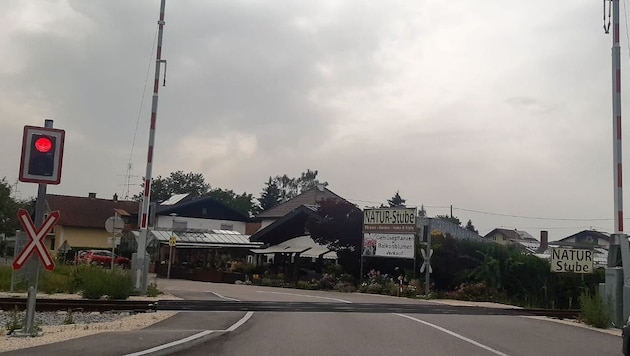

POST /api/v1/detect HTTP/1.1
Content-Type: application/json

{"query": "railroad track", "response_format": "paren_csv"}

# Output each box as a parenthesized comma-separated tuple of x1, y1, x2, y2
(0, 297, 581, 319)
(0, 297, 156, 313)
(154, 300, 581, 319)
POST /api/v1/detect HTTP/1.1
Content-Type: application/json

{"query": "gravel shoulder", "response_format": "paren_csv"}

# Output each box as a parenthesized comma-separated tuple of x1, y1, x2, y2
(0, 291, 180, 353)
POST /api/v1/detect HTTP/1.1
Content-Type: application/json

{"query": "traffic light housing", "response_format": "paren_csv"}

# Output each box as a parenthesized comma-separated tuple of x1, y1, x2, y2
(19, 126, 65, 185)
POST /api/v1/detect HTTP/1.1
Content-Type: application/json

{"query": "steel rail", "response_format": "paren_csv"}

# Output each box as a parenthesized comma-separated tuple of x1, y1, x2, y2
(0, 297, 156, 313)
(0, 298, 581, 319)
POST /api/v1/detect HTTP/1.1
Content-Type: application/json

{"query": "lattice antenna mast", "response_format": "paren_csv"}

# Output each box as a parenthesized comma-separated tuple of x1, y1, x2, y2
(120, 163, 138, 200)
(11, 179, 21, 200)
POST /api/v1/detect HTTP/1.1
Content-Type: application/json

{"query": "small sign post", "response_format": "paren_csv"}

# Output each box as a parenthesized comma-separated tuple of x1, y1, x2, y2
(105, 213, 124, 270)
(13, 119, 64, 337)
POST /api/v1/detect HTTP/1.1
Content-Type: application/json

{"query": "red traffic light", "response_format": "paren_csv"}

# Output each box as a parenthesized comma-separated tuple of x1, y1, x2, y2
(34, 136, 53, 153)
(19, 126, 65, 185)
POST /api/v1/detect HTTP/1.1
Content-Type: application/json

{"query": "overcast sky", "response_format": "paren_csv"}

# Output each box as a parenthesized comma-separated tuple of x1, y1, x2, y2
(1, 0, 626, 240)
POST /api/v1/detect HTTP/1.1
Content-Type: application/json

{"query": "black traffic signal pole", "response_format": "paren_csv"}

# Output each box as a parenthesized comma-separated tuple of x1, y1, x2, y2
(21, 119, 53, 336)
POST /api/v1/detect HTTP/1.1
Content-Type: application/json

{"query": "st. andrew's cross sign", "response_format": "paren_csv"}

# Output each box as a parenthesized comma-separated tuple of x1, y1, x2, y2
(13, 208, 58, 271)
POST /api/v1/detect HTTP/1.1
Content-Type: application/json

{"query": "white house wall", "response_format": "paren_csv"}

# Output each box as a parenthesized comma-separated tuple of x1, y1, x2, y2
(155, 215, 247, 234)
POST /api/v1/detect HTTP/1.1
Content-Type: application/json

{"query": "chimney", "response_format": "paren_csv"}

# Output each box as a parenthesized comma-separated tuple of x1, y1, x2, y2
(88, 192, 96, 199)
(113, 193, 118, 202)
(540, 230, 549, 251)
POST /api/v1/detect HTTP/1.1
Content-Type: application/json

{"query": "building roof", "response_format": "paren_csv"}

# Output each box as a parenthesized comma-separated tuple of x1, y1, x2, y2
(250, 235, 337, 259)
(46, 194, 138, 229)
(555, 230, 610, 244)
(418, 217, 483, 241)
(484, 228, 537, 242)
(250, 205, 321, 244)
(156, 196, 250, 222)
(129, 229, 262, 248)
(256, 185, 347, 219)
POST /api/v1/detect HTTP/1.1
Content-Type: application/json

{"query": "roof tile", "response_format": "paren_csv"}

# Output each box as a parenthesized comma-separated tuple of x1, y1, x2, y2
(47, 194, 139, 229)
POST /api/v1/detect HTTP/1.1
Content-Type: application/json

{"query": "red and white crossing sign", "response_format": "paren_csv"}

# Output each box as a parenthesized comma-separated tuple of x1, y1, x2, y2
(13, 208, 58, 271)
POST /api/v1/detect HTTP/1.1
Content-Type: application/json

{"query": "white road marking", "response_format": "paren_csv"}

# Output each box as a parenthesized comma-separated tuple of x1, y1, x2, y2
(124, 330, 214, 356)
(256, 290, 353, 304)
(395, 313, 511, 356)
(210, 291, 241, 301)
(226, 311, 254, 332)
(124, 308, 254, 356)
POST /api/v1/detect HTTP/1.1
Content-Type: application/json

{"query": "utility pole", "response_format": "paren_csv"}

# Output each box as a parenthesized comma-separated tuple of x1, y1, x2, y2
(135, 0, 167, 294)
(610, 0, 623, 234)
(604, 0, 630, 328)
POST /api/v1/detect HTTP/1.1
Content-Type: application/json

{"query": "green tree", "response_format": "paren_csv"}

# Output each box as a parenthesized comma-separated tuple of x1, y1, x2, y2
(258, 177, 281, 211)
(436, 214, 461, 226)
(0, 178, 33, 256)
(306, 199, 363, 277)
(166, 171, 211, 198)
(134, 171, 211, 202)
(133, 171, 258, 216)
(387, 191, 406, 207)
(465, 219, 478, 233)
(419, 204, 427, 217)
(208, 188, 259, 217)
(263, 169, 327, 205)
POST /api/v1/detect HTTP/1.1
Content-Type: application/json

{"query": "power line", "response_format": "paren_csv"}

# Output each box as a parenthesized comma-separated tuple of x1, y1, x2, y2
(452, 207, 611, 222)
(123, 28, 158, 199)
(344, 197, 613, 222)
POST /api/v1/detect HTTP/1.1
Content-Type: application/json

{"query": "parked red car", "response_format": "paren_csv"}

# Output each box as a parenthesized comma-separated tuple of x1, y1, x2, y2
(77, 250, 131, 268)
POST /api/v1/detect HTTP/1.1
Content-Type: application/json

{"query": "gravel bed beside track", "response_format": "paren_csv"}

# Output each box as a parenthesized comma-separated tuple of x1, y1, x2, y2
(0, 292, 180, 353)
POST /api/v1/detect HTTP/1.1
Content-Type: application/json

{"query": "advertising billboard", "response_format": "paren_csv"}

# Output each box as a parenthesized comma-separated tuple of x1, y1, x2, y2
(362, 208, 417, 259)
(362, 233, 415, 259)
(550, 248, 593, 273)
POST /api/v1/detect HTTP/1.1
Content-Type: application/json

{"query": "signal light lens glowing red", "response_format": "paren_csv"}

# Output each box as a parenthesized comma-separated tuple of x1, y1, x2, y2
(34, 137, 53, 153)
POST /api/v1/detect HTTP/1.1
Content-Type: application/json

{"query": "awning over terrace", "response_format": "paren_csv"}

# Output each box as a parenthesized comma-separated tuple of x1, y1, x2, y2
(130, 229, 263, 249)
(250, 235, 337, 260)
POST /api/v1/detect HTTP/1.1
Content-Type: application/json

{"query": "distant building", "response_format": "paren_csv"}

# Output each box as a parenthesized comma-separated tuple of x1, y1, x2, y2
(418, 217, 483, 242)
(44, 192, 138, 255)
(483, 228, 542, 253)
(544, 230, 610, 267)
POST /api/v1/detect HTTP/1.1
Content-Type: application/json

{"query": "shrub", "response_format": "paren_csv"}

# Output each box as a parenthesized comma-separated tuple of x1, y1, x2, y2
(79, 267, 107, 299)
(580, 291, 612, 328)
(104, 269, 133, 300)
(443, 282, 490, 301)
(146, 282, 162, 297)
(333, 281, 356, 293)
(75, 266, 132, 300)
(5, 307, 22, 335)
(318, 274, 337, 290)
(366, 283, 384, 294)
(63, 309, 75, 325)
(39, 272, 73, 294)
(296, 280, 316, 290)
(0, 266, 13, 291)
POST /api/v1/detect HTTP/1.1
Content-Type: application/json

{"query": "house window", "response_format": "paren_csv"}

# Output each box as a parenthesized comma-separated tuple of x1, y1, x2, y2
(50, 236, 56, 250)
(220, 224, 233, 231)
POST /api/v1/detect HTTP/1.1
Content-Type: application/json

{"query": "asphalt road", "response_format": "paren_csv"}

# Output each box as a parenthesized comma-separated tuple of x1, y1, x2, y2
(156, 279, 622, 356)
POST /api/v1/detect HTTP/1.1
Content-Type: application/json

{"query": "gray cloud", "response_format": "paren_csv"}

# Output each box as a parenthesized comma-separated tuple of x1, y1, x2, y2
(0, 0, 623, 238)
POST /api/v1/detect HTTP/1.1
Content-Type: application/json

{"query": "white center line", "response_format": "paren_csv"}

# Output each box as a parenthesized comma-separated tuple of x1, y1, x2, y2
(209, 291, 241, 301)
(256, 290, 353, 304)
(395, 313, 511, 356)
